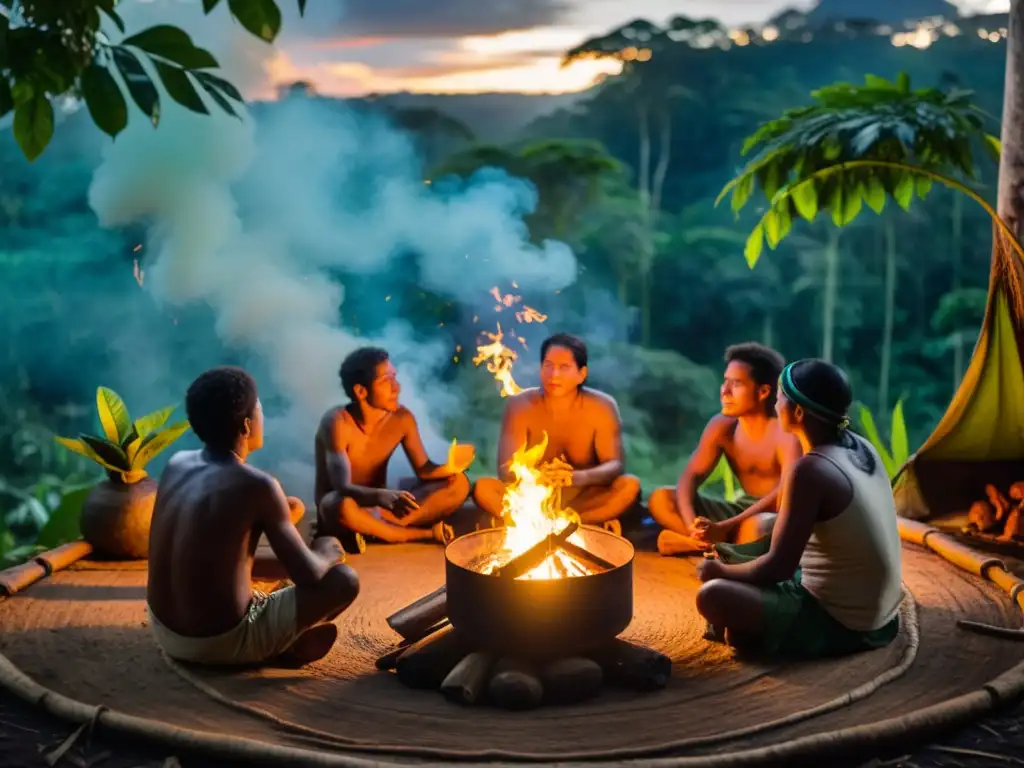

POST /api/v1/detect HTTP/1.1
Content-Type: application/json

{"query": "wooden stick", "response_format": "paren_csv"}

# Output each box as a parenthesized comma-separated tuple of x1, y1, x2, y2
(394, 625, 471, 690)
(386, 585, 448, 641)
(375, 619, 451, 670)
(558, 539, 615, 572)
(440, 651, 496, 705)
(494, 521, 579, 580)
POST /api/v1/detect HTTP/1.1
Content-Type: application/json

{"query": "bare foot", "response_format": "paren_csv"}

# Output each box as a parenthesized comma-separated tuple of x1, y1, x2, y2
(280, 623, 338, 666)
(432, 521, 455, 545)
(657, 529, 711, 556)
(602, 519, 623, 537)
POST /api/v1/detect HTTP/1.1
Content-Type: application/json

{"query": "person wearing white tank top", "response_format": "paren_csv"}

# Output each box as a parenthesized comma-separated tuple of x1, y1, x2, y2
(693, 359, 903, 658)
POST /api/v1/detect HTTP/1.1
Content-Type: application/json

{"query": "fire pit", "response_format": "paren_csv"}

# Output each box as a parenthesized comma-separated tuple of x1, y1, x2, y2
(445, 524, 633, 656)
(376, 434, 671, 710)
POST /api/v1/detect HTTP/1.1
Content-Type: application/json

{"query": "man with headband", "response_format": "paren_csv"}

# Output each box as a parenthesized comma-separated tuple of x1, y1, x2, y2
(649, 343, 802, 556)
(694, 359, 902, 658)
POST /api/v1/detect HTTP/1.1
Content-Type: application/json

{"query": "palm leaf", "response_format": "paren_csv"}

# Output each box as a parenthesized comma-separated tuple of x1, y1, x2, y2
(890, 401, 910, 467)
(857, 405, 895, 477)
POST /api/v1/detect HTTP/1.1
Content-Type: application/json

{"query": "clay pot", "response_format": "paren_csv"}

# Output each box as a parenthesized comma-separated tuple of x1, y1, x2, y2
(80, 476, 158, 559)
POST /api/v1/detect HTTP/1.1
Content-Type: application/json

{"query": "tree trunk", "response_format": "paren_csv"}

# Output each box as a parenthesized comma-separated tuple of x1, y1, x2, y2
(997, 0, 1024, 240)
(822, 229, 840, 363)
(762, 311, 774, 347)
(640, 268, 652, 347)
(879, 218, 897, 416)
(651, 111, 671, 215)
(637, 105, 653, 347)
(637, 105, 651, 205)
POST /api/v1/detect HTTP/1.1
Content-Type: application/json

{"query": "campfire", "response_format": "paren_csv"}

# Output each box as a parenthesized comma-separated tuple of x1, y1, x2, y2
(373, 288, 671, 710)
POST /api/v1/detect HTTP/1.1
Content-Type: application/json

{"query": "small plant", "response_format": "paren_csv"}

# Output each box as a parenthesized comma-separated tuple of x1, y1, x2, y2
(856, 400, 910, 480)
(55, 387, 191, 483)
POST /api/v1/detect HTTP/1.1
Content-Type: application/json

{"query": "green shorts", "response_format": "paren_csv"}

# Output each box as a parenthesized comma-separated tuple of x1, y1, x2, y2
(695, 492, 773, 558)
(714, 541, 900, 658)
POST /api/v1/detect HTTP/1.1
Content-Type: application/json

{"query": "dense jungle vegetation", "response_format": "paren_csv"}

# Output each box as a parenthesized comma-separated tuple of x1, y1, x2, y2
(0, 8, 1011, 561)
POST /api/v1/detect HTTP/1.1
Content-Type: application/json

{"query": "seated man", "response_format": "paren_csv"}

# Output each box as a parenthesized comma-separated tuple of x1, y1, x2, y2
(649, 343, 801, 556)
(315, 346, 473, 547)
(473, 333, 641, 533)
(147, 366, 359, 667)
(695, 359, 903, 658)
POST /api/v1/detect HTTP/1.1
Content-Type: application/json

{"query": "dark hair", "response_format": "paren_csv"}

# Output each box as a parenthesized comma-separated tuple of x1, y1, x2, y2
(185, 366, 258, 452)
(724, 342, 786, 413)
(787, 359, 877, 474)
(340, 347, 390, 401)
(540, 333, 588, 369)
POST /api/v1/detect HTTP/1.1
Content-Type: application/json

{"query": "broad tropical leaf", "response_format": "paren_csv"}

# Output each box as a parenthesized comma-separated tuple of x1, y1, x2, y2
(890, 401, 910, 467)
(134, 406, 177, 438)
(132, 420, 191, 470)
(716, 73, 998, 267)
(36, 484, 92, 549)
(857, 405, 896, 477)
(96, 387, 133, 443)
(81, 435, 132, 471)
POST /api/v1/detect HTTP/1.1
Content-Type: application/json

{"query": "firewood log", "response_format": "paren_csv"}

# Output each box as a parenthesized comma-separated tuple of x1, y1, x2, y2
(589, 638, 672, 691)
(441, 651, 496, 705)
(558, 539, 615, 572)
(494, 521, 579, 580)
(394, 625, 471, 689)
(540, 657, 603, 704)
(375, 619, 450, 670)
(487, 657, 544, 710)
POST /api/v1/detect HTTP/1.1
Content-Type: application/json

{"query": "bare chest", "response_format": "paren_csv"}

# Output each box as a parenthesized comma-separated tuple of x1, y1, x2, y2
(724, 429, 780, 477)
(340, 420, 404, 479)
(523, 406, 598, 467)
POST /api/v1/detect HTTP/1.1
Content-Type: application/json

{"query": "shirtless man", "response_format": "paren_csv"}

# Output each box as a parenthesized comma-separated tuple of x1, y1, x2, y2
(472, 333, 641, 532)
(315, 346, 473, 548)
(147, 367, 359, 668)
(649, 343, 802, 556)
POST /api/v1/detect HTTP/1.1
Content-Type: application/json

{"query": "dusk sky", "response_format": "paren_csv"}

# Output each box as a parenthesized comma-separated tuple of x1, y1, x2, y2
(260, 0, 1010, 97)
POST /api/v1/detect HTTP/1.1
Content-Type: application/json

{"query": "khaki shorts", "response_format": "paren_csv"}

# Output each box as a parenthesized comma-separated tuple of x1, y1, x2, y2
(148, 587, 300, 666)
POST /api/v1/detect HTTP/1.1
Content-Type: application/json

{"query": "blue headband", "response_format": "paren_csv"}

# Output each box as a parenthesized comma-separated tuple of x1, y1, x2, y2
(780, 362, 850, 430)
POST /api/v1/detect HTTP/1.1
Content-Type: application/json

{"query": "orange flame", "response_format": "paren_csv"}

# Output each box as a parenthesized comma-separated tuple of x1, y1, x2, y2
(472, 323, 521, 397)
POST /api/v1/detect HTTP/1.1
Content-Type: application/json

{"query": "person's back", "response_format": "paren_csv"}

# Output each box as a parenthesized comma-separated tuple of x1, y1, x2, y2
(799, 438, 903, 632)
(148, 450, 268, 637)
(146, 366, 360, 668)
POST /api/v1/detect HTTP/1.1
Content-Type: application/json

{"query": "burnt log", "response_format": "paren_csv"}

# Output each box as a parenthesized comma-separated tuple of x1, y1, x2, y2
(494, 521, 579, 579)
(590, 638, 672, 691)
(394, 624, 471, 689)
(558, 539, 615, 573)
(375, 619, 451, 670)
(540, 656, 603, 704)
(441, 651, 496, 705)
(386, 585, 448, 641)
(487, 657, 544, 710)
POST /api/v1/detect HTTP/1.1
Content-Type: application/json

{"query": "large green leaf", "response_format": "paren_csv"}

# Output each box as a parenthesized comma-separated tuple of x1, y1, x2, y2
(857, 405, 895, 477)
(890, 401, 910, 466)
(121, 25, 219, 70)
(13, 93, 54, 162)
(36, 484, 92, 549)
(81, 435, 132, 471)
(80, 64, 128, 139)
(153, 61, 209, 115)
(134, 406, 177, 438)
(228, 0, 282, 43)
(96, 387, 133, 443)
(132, 420, 191, 470)
(112, 48, 161, 126)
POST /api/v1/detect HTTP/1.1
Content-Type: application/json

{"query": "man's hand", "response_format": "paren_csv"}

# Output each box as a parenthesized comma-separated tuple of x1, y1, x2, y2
(376, 489, 420, 516)
(445, 440, 476, 474)
(696, 555, 724, 583)
(311, 536, 346, 564)
(539, 456, 574, 488)
(692, 517, 731, 545)
(286, 496, 305, 527)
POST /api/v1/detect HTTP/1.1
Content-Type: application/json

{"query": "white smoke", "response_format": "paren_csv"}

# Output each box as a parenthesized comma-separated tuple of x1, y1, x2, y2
(87, 0, 576, 495)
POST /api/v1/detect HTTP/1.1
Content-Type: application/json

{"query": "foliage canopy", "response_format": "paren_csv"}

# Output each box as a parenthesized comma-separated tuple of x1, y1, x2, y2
(717, 73, 1002, 266)
(0, 0, 306, 161)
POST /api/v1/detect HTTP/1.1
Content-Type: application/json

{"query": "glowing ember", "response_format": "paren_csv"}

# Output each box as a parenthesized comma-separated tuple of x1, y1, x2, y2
(472, 322, 521, 397)
(477, 432, 591, 580)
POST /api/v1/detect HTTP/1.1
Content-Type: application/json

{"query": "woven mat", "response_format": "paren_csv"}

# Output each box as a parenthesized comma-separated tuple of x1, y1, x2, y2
(0, 541, 1021, 763)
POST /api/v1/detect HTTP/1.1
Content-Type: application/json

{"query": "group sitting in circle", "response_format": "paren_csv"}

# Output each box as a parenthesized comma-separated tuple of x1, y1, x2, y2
(145, 334, 902, 670)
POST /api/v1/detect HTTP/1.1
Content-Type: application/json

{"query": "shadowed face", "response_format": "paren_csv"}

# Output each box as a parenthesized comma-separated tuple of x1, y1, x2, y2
(540, 345, 586, 397)
(245, 398, 265, 452)
(720, 360, 769, 417)
(366, 360, 401, 412)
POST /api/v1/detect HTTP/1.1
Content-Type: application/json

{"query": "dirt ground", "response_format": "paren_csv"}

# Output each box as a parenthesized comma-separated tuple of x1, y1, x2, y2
(1, 688, 1023, 768)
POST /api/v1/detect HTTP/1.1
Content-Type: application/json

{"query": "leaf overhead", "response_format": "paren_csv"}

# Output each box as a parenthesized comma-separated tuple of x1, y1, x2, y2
(120, 25, 220, 70)
(228, 0, 283, 43)
(80, 63, 129, 139)
(716, 73, 996, 265)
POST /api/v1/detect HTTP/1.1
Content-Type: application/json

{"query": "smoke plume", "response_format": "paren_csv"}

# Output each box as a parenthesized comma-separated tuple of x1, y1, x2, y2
(87, 0, 577, 495)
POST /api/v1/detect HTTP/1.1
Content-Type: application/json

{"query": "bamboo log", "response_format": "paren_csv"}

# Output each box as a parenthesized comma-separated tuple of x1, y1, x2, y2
(589, 638, 672, 691)
(487, 657, 543, 710)
(394, 625, 471, 690)
(440, 651, 496, 705)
